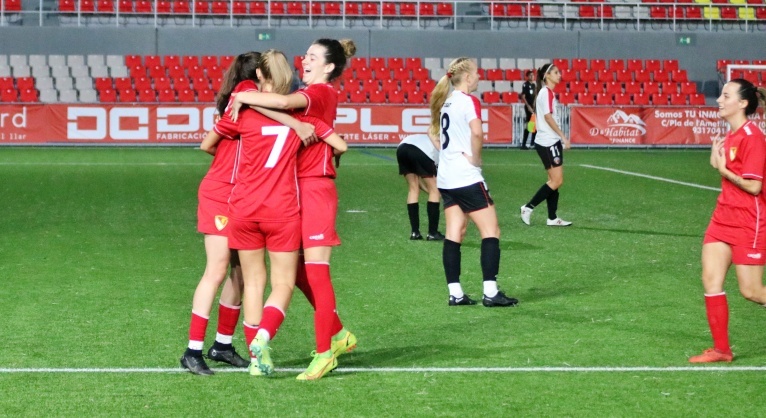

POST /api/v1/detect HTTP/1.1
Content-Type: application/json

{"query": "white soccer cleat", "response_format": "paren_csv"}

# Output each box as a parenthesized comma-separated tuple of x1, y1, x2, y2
(546, 218, 572, 227)
(520, 205, 533, 226)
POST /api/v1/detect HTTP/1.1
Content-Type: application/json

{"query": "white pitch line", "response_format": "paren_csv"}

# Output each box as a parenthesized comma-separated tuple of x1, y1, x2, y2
(0, 162, 206, 166)
(580, 164, 721, 192)
(1, 366, 766, 373)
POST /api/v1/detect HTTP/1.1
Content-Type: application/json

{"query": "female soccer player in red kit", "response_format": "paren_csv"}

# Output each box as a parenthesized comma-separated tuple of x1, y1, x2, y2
(231, 38, 357, 380)
(690, 79, 766, 363)
(218, 50, 347, 377)
(180, 51, 261, 376)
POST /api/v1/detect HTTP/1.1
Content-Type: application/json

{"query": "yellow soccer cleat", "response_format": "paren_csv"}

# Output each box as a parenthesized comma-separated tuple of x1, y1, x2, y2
(249, 335, 274, 376)
(331, 329, 357, 357)
(296, 351, 337, 381)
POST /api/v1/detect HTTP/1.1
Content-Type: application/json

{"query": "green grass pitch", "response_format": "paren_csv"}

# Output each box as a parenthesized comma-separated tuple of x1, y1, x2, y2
(1, 147, 765, 416)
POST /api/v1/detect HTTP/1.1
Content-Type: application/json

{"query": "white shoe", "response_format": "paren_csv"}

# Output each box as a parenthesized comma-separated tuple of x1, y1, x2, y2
(520, 205, 532, 225)
(547, 218, 572, 227)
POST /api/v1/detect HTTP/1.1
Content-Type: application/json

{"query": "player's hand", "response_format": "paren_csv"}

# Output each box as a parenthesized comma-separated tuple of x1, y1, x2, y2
(213, 114, 221, 124)
(296, 122, 317, 146)
(563, 137, 571, 150)
(462, 152, 481, 167)
(230, 94, 242, 122)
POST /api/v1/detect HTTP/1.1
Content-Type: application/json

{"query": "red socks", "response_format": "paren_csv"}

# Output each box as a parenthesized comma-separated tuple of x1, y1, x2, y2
(705, 293, 731, 354)
(216, 303, 240, 339)
(188, 312, 209, 350)
(295, 257, 316, 308)
(259, 305, 286, 341)
(243, 322, 258, 358)
(306, 263, 339, 353)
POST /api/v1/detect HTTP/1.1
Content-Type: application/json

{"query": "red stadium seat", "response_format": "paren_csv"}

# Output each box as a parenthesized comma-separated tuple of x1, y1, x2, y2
(689, 93, 706, 105)
(173, 0, 190, 13)
(173, 76, 192, 91)
(134, 76, 152, 90)
(114, 77, 133, 91)
(188, 65, 206, 78)
(183, 56, 200, 67)
(627, 59, 643, 71)
(590, 59, 606, 72)
(344, 1, 360, 15)
(59, 0, 76, 12)
(680, 81, 696, 95)
(138, 88, 157, 102)
(579, 69, 596, 82)
(571, 58, 588, 72)
(595, 93, 613, 106)
(558, 92, 576, 105)
(219, 56, 234, 69)
(0, 89, 19, 103)
(118, 89, 137, 102)
(99, 88, 117, 102)
(597, 69, 613, 83)
(642, 82, 659, 95)
(419, 2, 436, 16)
(158, 88, 175, 103)
(19, 88, 38, 102)
(660, 82, 676, 94)
(80, 0, 95, 13)
(135, 0, 152, 13)
(505, 69, 522, 81)
(94, 77, 113, 91)
(501, 91, 519, 104)
(380, 79, 399, 93)
(197, 89, 215, 102)
(578, 93, 594, 105)
(671, 69, 688, 82)
(250, 1, 266, 14)
(633, 93, 649, 106)
(485, 69, 504, 81)
(569, 80, 586, 94)
(624, 81, 641, 95)
(154, 77, 172, 90)
(125, 55, 142, 67)
(212, 1, 228, 14)
(147, 65, 167, 79)
(156, 0, 171, 13)
(670, 93, 687, 106)
(552, 59, 569, 71)
(605, 81, 622, 95)
(388, 89, 406, 104)
(436, 2, 452, 15)
(634, 69, 651, 83)
(405, 57, 422, 69)
(399, 2, 415, 15)
(614, 93, 631, 105)
(645, 59, 661, 72)
(615, 70, 633, 83)
(16, 77, 34, 90)
(349, 90, 367, 103)
(368, 89, 386, 103)
(177, 88, 196, 102)
(653, 71, 669, 83)
(482, 91, 500, 104)
(651, 93, 668, 105)
(587, 82, 605, 94)
(608, 59, 625, 71)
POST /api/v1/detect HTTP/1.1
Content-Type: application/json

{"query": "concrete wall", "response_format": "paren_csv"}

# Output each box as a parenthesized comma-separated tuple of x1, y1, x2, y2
(1, 26, 765, 91)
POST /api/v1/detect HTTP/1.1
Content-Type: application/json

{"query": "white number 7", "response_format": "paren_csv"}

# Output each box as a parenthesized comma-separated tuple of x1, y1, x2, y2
(262, 125, 291, 168)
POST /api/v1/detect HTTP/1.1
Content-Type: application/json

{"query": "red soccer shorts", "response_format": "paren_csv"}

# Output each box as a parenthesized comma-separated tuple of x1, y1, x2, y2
(227, 217, 301, 252)
(299, 177, 341, 248)
(704, 224, 766, 266)
(197, 178, 233, 236)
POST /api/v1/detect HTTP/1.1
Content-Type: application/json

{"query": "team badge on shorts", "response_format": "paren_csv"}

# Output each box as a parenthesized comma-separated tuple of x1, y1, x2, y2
(730, 147, 737, 161)
(214, 215, 228, 231)
(553, 157, 561, 165)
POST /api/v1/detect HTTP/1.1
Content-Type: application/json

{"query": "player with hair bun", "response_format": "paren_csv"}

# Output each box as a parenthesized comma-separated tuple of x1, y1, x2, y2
(230, 39, 358, 380)
(429, 57, 518, 308)
(180, 51, 261, 376)
(690, 79, 766, 363)
(519, 63, 572, 228)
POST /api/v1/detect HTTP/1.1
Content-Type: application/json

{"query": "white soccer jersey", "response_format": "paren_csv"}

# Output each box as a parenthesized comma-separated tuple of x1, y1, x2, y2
(436, 91, 485, 189)
(399, 134, 438, 162)
(535, 86, 562, 147)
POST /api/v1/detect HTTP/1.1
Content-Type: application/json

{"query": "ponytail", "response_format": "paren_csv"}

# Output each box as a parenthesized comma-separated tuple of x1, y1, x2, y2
(532, 63, 552, 111)
(428, 75, 451, 138)
(215, 51, 260, 116)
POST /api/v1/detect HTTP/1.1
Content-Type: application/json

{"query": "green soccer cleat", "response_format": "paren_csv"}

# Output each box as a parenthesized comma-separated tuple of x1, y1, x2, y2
(331, 330, 357, 357)
(296, 351, 338, 381)
(249, 335, 274, 376)
(248, 359, 262, 376)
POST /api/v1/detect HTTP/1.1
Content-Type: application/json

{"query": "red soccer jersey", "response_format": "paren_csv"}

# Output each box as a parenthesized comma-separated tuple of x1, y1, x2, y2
(296, 83, 339, 179)
(204, 80, 258, 183)
(710, 120, 766, 247)
(228, 110, 334, 222)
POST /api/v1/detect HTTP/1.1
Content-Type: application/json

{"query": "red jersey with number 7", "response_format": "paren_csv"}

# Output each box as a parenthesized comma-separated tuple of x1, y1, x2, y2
(228, 109, 334, 222)
(296, 83, 339, 179)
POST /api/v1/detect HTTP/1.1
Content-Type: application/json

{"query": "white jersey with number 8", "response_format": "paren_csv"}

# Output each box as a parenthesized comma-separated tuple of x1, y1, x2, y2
(436, 91, 485, 190)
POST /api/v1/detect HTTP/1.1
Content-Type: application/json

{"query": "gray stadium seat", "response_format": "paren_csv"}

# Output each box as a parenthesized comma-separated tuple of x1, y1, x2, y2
(51, 66, 70, 78)
(477, 80, 494, 94)
(87, 54, 105, 67)
(79, 89, 98, 103)
(39, 89, 58, 103)
(106, 55, 124, 68)
(499, 58, 516, 69)
(110, 66, 128, 78)
(535, 58, 551, 68)
(36, 77, 55, 91)
(67, 55, 85, 68)
(494, 81, 512, 93)
(31, 65, 50, 78)
(480, 58, 497, 69)
(0, 55, 7, 66)
(29, 55, 47, 67)
(430, 68, 446, 81)
(442, 57, 456, 68)
(90, 66, 110, 78)
(12, 65, 30, 77)
(59, 89, 79, 103)
(0, 65, 10, 77)
(424, 57, 442, 71)
(48, 55, 66, 67)
(55, 77, 74, 91)
(516, 58, 535, 71)
(70, 66, 90, 78)
(75, 77, 94, 90)
(9, 54, 27, 67)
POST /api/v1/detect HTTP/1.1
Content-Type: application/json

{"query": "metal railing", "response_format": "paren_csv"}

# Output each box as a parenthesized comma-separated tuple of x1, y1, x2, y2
(1, 0, 765, 31)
